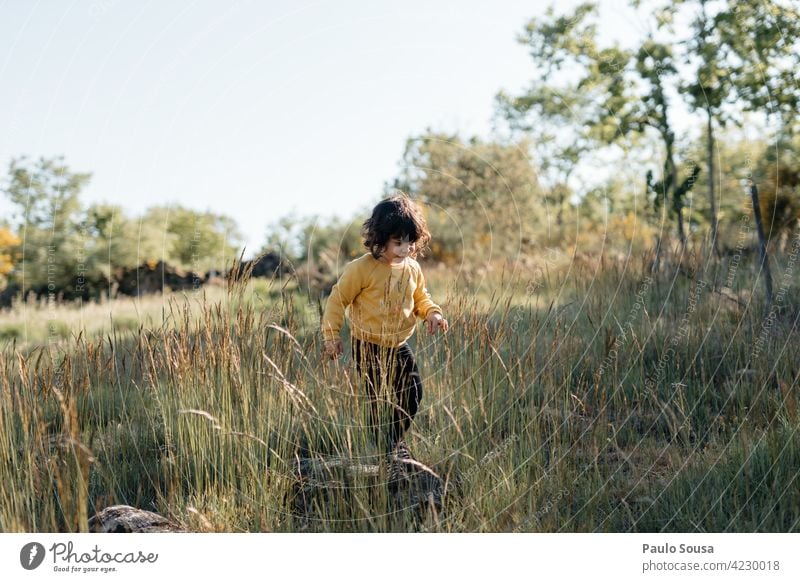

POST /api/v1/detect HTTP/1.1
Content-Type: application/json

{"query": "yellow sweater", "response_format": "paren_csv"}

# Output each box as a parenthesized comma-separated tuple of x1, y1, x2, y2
(321, 253, 443, 348)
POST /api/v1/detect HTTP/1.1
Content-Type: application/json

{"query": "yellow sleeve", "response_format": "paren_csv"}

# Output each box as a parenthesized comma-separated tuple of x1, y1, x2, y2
(321, 260, 364, 341)
(412, 267, 442, 321)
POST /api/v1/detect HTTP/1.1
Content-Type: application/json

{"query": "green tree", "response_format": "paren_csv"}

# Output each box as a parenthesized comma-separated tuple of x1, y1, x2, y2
(142, 205, 243, 273)
(496, 3, 635, 229)
(390, 131, 543, 261)
(498, 2, 704, 259)
(716, 0, 800, 250)
(636, 0, 800, 259)
(675, 0, 731, 257)
(296, 215, 363, 264)
(714, 0, 800, 309)
(635, 37, 700, 249)
(719, 0, 800, 140)
(82, 203, 165, 281)
(1, 156, 91, 293)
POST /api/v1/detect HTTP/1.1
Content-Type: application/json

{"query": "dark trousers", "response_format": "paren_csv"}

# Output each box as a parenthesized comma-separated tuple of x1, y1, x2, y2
(351, 338, 423, 453)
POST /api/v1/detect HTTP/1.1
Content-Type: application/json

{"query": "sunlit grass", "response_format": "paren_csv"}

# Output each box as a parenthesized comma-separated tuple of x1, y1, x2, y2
(1, 242, 799, 532)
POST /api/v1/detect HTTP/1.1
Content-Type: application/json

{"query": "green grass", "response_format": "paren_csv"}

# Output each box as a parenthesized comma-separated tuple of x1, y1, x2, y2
(0, 323, 23, 341)
(1, 242, 799, 532)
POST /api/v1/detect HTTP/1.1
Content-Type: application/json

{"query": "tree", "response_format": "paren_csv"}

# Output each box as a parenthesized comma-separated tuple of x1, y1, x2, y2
(636, 37, 700, 251)
(499, 2, 706, 261)
(0, 226, 21, 290)
(716, 0, 800, 252)
(2, 156, 245, 299)
(142, 205, 243, 273)
(82, 203, 165, 282)
(719, 0, 800, 139)
(635, 0, 800, 263)
(714, 0, 800, 311)
(296, 215, 363, 264)
(1, 156, 91, 294)
(496, 3, 635, 229)
(676, 0, 734, 258)
(390, 131, 543, 261)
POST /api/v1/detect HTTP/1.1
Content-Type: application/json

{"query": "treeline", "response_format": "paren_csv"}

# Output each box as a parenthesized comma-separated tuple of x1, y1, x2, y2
(3, 0, 800, 306)
(275, 0, 800, 282)
(0, 156, 287, 306)
(490, 0, 800, 258)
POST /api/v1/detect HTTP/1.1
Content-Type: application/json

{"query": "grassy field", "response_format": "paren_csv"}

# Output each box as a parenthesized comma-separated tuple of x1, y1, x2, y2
(1, 242, 799, 532)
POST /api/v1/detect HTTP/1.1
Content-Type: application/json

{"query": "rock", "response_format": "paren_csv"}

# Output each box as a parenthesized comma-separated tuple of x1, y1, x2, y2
(88, 505, 185, 533)
(287, 453, 457, 531)
(227, 251, 288, 281)
(387, 456, 449, 513)
(115, 260, 203, 297)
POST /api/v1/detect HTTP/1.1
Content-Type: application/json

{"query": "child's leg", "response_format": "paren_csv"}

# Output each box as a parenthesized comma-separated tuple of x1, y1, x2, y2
(351, 338, 384, 449)
(387, 342, 423, 450)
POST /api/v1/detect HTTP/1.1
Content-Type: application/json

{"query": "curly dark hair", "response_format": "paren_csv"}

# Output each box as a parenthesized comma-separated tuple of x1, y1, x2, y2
(361, 192, 432, 260)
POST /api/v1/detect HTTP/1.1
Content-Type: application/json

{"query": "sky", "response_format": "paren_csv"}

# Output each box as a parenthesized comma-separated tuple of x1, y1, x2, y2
(0, 0, 650, 259)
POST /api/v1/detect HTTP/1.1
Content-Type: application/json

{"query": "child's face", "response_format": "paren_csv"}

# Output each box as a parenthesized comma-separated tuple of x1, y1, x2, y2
(383, 234, 415, 262)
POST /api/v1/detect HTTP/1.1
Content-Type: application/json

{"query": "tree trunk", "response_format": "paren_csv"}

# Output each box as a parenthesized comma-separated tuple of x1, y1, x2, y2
(676, 198, 686, 248)
(749, 182, 774, 315)
(651, 234, 662, 274)
(556, 194, 564, 227)
(556, 183, 566, 227)
(665, 137, 686, 248)
(706, 110, 720, 258)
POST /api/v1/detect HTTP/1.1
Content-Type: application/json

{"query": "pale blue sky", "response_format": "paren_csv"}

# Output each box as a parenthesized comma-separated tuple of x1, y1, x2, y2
(0, 0, 648, 259)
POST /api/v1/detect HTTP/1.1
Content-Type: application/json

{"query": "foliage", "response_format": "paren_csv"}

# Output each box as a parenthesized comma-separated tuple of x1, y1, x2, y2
(141, 205, 243, 273)
(496, 0, 800, 253)
(296, 214, 364, 264)
(0, 227, 21, 288)
(716, 0, 800, 135)
(1, 156, 92, 293)
(391, 131, 544, 262)
(1, 157, 244, 298)
(81, 203, 165, 280)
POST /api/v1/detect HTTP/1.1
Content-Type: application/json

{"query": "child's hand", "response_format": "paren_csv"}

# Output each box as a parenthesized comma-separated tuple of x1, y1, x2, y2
(425, 312, 449, 335)
(323, 338, 344, 360)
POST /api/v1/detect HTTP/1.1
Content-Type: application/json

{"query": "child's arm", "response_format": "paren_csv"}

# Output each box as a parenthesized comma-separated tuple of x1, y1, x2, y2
(412, 267, 441, 320)
(413, 268, 447, 335)
(321, 261, 363, 357)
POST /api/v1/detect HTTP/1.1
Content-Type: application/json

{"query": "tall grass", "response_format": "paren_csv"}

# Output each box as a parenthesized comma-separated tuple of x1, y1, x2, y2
(1, 242, 798, 532)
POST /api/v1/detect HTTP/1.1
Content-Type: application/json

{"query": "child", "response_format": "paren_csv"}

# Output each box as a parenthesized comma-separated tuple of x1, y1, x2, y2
(321, 192, 448, 477)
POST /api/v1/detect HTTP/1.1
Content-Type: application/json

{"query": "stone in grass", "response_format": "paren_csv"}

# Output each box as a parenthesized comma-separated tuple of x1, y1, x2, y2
(88, 505, 185, 533)
(288, 454, 380, 531)
(288, 452, 460, 530)
(387, 453, 456, 516)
